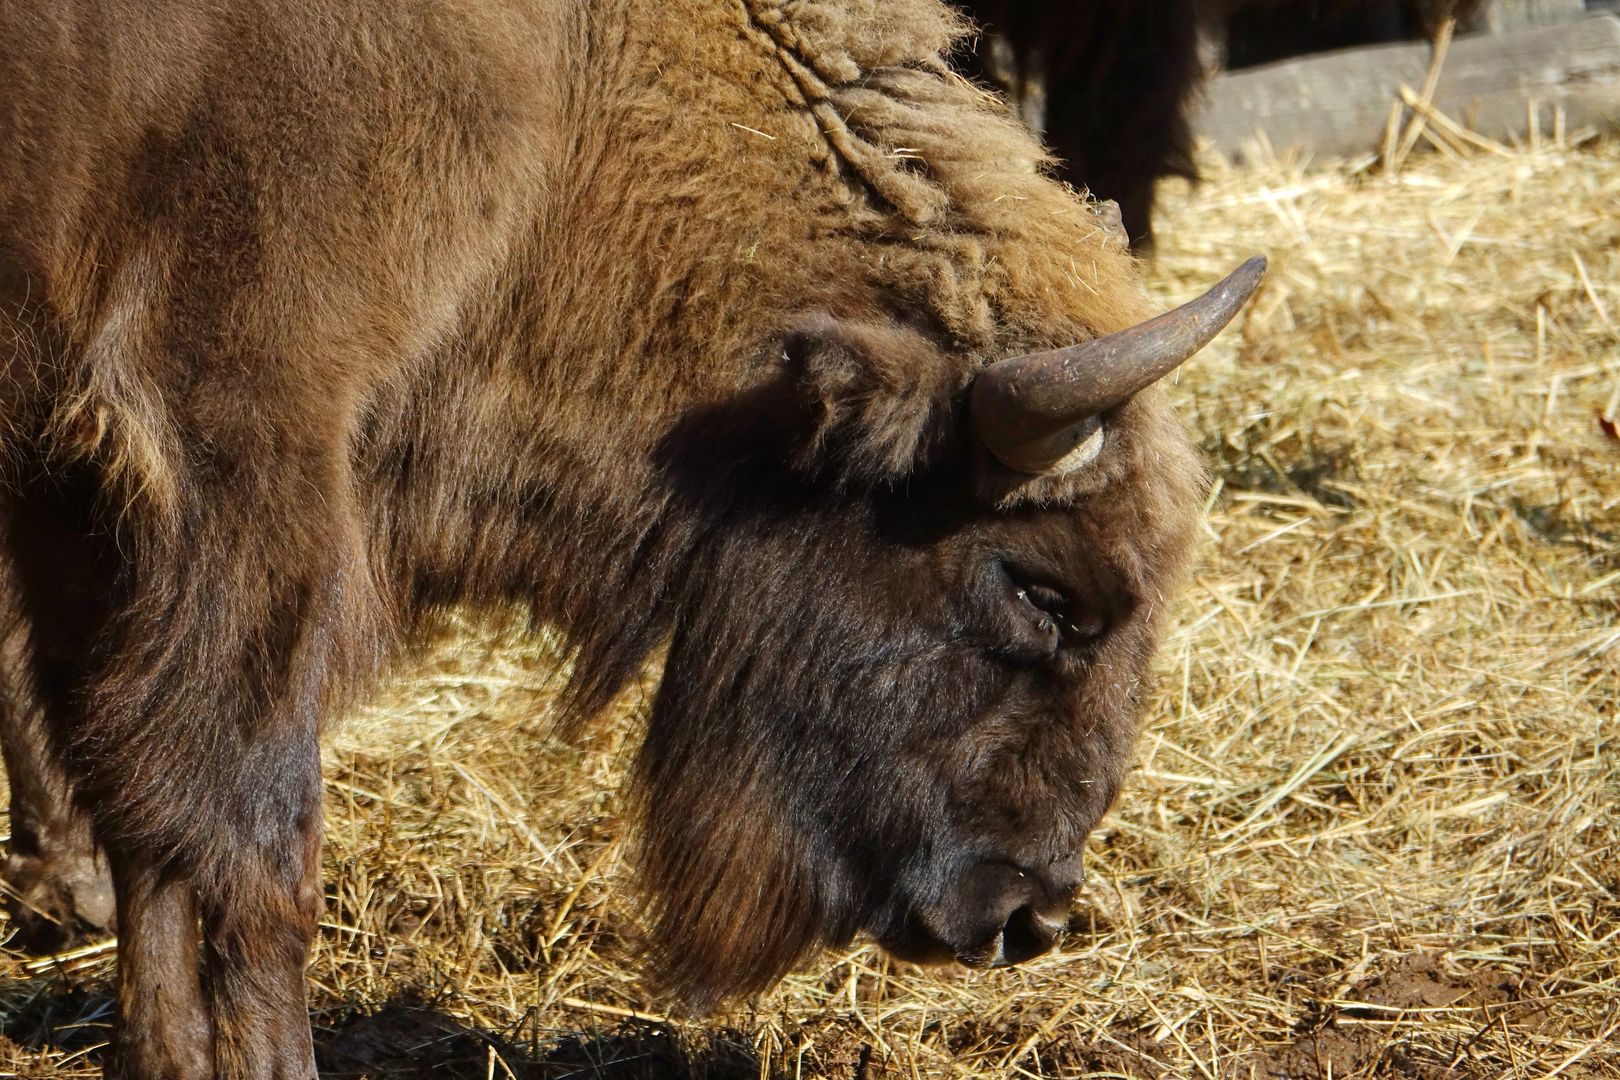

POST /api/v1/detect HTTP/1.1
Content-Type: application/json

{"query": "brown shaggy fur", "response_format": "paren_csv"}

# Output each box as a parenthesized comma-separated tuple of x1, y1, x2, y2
(0, 0, 1205, 1073)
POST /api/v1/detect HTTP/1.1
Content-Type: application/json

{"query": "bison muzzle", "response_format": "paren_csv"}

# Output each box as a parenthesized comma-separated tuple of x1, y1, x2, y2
(0, 0, 1261, 1075)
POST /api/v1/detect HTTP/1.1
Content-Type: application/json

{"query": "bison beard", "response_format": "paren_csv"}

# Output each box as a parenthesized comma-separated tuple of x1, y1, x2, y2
(0, 0, 1255, 1072)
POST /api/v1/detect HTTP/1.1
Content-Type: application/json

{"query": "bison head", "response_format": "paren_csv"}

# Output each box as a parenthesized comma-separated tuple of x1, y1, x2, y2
(630, 259, 1264, 1009)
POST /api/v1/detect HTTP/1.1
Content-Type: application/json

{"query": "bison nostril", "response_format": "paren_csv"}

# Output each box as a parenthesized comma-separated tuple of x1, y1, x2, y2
(1032, 908, 1068, 936)
(928, 855, 1083, 968)
(997, 902, 1062, 966)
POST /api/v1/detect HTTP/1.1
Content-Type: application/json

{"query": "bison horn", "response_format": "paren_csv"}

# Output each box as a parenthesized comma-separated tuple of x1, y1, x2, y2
(971, 256, 1267, 475)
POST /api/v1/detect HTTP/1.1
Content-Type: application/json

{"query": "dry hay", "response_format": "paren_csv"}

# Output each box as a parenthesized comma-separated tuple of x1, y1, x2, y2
(1, 127, 1616, 1078)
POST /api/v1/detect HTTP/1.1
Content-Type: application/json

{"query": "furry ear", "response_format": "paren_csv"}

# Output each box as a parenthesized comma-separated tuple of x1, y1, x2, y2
(783, 315, 966, 485)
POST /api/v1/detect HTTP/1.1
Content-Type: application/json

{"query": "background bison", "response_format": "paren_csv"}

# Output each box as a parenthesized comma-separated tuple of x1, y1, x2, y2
(0, 0, 1258, 1074)
(956, 0, 1481, 247)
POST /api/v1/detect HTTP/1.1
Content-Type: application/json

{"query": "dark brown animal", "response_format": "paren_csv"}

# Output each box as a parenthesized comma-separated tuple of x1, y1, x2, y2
(0, 1, 1259, 1075)
(957, 0, 1479, 249)
(1213, 0, 1470, 68)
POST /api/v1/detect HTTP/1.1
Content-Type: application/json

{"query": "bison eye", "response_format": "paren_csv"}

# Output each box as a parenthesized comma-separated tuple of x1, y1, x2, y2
(1004, 565, 1107, 648)
(1017, 581, 1065, 615)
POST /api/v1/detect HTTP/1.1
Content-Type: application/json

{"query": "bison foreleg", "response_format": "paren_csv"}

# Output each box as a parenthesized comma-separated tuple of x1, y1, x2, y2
(95, 694, 327, 1080)
(198, 732, 325, 1080)
(105, 850, 212, 1080)
(72, 505, 369, 1076)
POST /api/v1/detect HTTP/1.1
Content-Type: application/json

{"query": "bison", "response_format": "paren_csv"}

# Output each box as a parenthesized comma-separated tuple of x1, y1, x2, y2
(958, 0, 1479, 249)
(0, 0, 1261, 1075)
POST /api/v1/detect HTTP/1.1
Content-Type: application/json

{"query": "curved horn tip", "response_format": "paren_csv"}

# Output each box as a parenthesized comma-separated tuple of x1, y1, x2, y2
(971, 254, 1269, 476)
(1228, 254, 1268, 298)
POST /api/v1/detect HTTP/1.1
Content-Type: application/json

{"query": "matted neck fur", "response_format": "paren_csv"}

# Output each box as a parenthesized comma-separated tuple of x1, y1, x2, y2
(0, 0, 1206, 1058)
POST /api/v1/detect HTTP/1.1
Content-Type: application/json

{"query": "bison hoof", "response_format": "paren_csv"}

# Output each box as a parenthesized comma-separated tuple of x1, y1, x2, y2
(3, 853, 116, 954)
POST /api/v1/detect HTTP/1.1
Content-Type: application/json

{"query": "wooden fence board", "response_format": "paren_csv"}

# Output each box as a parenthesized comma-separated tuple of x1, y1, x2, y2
(1198, 12, 1620, 160)
(1465, 0, 1587, 34)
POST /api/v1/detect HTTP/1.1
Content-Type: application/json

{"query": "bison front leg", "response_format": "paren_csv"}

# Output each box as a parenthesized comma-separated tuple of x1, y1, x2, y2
(100, 721, 326, 1080)
(198, 734, 325, 1079)
(106, 851, 212, 1079)
(64, 494, 364, 1076)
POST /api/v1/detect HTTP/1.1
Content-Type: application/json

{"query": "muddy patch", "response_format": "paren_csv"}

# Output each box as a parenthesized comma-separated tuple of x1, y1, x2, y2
(1254, 953, 1534, 1080)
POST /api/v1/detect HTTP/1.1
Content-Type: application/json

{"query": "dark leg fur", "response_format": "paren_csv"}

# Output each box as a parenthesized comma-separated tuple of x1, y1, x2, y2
(200, 733, 324, 1079)
(958, 0, 1204, 251)
(105, 853, 212, 1080)
(959, 0, 1472, 250)
(95, 656, 325, 1080)
(81, 523, 346, 1080)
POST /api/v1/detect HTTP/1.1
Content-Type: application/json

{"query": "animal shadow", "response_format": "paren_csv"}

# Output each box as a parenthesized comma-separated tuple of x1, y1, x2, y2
(316, 999, 759, 1079)
(0, 978, 761, 1079)
(0, 978, 115, 1063)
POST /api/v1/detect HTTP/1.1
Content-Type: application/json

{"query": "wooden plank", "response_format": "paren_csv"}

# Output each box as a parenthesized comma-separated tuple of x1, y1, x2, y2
(1465, 0, 1587, 34)
(1198, 12, 1620, 160)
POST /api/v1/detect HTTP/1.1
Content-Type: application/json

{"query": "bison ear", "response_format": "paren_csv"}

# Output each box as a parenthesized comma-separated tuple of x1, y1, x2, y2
(782, 315, 965, 485)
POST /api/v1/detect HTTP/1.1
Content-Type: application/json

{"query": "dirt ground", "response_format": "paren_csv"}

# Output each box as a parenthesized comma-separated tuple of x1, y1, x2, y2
(1, 128, 1616, 1077)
